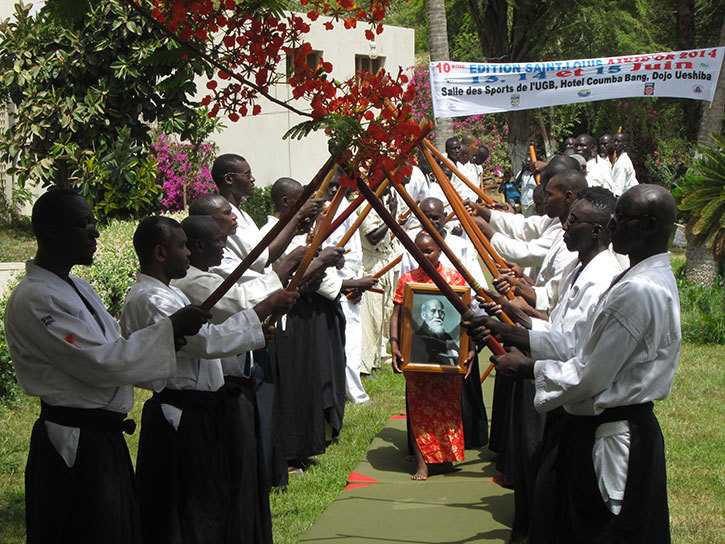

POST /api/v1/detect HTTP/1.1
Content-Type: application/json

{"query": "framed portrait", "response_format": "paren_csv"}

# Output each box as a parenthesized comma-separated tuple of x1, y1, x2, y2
(399, 283, 471, 374)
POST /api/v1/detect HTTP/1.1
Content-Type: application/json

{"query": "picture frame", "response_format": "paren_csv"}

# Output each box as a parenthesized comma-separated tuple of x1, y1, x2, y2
(400, 282, 471, 374)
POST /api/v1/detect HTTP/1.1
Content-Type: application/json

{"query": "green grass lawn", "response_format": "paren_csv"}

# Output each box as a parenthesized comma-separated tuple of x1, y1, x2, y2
(0, 346, 723, 543)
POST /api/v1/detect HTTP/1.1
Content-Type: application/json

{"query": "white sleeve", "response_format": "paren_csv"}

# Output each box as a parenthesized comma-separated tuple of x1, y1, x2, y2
(490, 232, 551, 268)
(489, 211, 548, 241)
(8, 292, 176, 389)
(532, 314, 639, 413)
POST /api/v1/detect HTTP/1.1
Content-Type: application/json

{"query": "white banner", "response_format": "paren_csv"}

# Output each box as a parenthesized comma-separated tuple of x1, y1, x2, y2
(429, 47, 725, 118)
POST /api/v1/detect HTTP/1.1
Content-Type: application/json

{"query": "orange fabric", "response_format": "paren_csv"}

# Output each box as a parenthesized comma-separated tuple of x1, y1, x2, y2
(406, 372, 464, 463)
(393, 261, 466, 304)
(395, 262, 466, 464)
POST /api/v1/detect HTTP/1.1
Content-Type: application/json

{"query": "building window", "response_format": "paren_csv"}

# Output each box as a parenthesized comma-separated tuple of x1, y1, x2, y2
(355, 55, 385, 75)
(286, 50, 323, 81)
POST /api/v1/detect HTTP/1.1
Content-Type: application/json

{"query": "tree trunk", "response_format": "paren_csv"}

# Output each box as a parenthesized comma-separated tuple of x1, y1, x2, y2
(508, 110, 529, 173)
(685, 234, 719, 284)
(685, 15, 725, 285)
(696, 16, 725, 146)
(424, 0, 453, 145)
(677, 0, 700, 141)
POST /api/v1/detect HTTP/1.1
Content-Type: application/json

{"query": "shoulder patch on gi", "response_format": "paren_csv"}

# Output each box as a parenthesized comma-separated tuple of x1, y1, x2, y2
(64, 334, 77, 346)
(40, 315, 55, 327)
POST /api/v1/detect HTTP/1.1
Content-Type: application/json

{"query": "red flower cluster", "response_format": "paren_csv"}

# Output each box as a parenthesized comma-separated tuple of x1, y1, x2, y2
(147, 0, 422, 188)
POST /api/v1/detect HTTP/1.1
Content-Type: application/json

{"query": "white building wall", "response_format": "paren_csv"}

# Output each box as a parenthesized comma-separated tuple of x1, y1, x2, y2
(202, 14, 415, 188)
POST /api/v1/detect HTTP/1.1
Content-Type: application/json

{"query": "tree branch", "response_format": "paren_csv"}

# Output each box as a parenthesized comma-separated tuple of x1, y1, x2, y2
(123, 0, 313, 118)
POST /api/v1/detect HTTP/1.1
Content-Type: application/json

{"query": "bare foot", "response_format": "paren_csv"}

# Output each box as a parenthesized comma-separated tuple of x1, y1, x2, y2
(411, 466, 428, 480)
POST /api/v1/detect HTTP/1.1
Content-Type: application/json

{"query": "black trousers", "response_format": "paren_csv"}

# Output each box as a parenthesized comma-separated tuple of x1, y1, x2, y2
(135, 389, 230, 544)
(557, 403, 671, 544)
(26, 403, 140, 544)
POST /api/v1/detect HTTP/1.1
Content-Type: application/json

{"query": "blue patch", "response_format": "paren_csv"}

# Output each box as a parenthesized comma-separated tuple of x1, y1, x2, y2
(577, 89, 592, 97)
(40, 315, 55, 327)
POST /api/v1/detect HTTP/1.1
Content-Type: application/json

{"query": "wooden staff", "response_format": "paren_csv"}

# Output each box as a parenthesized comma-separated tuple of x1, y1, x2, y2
(373, 254, 402, 279)
(344, 254, 402, 300)
(286, 185, 349, 292)
(335, 178, 390, 249)
(422, 139, 496, 206)
(200, 157, 335, 312)
(314, 167, 337, 198)
(529, 145, 541, 185)
(421, 146, 515, 302)
(326, 119, 434, 237)
(357, 177, 506, 360)
(387, 172, 515, 325)
(397, 201, 420, 223)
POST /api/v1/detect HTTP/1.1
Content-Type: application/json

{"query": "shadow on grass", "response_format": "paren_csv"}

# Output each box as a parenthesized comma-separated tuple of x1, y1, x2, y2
(0, 489, 25, 541)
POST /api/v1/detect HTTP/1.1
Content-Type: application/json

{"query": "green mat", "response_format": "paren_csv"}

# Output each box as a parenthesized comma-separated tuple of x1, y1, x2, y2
(300, 415, 514, 544)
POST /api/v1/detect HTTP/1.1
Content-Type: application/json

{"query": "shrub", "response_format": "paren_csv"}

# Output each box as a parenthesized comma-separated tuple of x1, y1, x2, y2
(152, 133, 218, 212)
(675, 260, 725, 344)
(240, 185, 274, 228)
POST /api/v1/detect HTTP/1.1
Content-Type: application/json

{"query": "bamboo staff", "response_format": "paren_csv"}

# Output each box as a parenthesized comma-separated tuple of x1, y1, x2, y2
(314, 167, 337, 198)
(422, 139, 496, 206)
(200, 157, 335, 311)
(529, 145, 541, 185)
(387, 170, 515, 325)
(420, 146, 515, 302)
(356, 178, 506, 361)
(335, 178, 390, 249)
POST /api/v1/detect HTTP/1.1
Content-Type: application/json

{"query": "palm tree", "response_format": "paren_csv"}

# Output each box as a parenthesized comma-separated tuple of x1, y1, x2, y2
(424, 0, 453, 145)
(674, 134, 725, 285)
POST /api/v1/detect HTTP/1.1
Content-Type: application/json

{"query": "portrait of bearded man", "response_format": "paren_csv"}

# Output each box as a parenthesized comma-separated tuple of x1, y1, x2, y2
(410, 297, 459, 365)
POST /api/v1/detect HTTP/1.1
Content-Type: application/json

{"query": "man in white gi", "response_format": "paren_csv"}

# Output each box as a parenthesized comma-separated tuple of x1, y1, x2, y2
(476, 186, 622, 541)
(611, 132, 639, 196)
(5, 190, 209, 543)
(599, 133, 615, 166)
(321, 174, 378, 404)
(445, 137, 479, 202)
(481, 169, 585, 314)
(467, 156, 580, 274)
(574, 133, 615, 192)
(466, 184, 680, 543)
(359, 187, 399, 375)
(120, 216, 297, 543)
(209, 153, 322, 281)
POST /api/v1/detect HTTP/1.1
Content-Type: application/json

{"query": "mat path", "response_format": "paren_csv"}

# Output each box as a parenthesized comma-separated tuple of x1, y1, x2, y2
(300, 386, 514, 544)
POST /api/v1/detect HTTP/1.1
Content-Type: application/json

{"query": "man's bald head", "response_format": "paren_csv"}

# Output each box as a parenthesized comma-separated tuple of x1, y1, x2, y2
(549, 169, 588, 195)
(540, 155, 581, 186)
(611, 184, 677, 261)
(181, 215, 220, 249)
(420, 197, 446, 232)
(188, 193, 227, 216)
(270, 177, 302, 211)
(574, 134, 598, 161)
(181, 215, 226, 269)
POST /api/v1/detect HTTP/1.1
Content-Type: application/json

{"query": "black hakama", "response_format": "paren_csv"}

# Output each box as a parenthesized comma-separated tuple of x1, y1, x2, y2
(489, 372, 516, 482)
(26, 403, 140, 544)
(556, 403, 671, 543)
(224, 376, 273, 544)
(460, 355, 489, 449)
(135, 388, 230, 544)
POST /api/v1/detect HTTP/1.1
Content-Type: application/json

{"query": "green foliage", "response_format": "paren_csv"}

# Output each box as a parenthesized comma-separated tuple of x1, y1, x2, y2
(0, 0, 210, 216)
(284, 114, 363, 160)
(73, 127, 162, 219)
(677, 275, 725, 344)
(673, 134, 725, 262)
(240, 186, 274, 228)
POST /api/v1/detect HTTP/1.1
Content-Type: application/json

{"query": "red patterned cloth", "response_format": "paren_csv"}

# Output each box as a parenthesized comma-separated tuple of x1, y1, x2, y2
(394, 261, 466, 464)
(406, 372, 465, 463)
(393, 261, 466, 304)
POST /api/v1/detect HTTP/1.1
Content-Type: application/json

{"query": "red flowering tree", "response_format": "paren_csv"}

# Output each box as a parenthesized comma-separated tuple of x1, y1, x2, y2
(125, 0, 424, 186)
